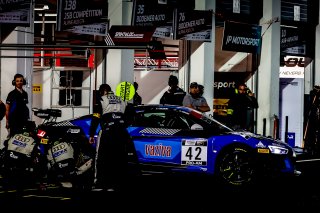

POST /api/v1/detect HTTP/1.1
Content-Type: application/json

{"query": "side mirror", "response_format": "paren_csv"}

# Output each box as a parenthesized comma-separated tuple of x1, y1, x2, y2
(190, 124, 203, 130)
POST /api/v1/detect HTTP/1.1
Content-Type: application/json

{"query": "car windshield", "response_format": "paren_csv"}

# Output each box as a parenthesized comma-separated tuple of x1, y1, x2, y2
(190, 111, 234, 132)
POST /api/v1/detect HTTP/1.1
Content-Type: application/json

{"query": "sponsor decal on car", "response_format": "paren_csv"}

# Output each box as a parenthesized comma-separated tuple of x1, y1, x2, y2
(181, 139, 208, 166)
(256, 141, 266, 148)
(40, 138, 48, 144)
(257, 148, 270, 154)
(145, 143, 172, 157)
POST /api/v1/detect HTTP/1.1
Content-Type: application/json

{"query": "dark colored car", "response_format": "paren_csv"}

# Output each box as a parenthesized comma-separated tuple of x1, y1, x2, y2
(69, 104, 297, 187)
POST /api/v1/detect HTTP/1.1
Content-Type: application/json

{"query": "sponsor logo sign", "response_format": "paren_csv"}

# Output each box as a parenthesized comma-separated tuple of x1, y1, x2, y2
(132, 0, 172, 27)
(281, 26, 306, 56)
(279, 56, 304, 78)
(132, 0, 174, 39)
(57, 0, 108, 35)
(173, 9, 212, 41)
(145, 143, 172, 157)
(116, 81, 135, 101)
(107, 25, 155, 46)
(222, 21, 261, 53)
(33, 84, 42, 93)
(0, 0, 31, 25)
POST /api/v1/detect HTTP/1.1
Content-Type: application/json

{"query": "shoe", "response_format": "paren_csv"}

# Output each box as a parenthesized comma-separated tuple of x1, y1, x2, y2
(91, 187, 104, 192)
(60, 181, 73, 188)
(294, 170, 302, 176)
(76, 159, 93, 175)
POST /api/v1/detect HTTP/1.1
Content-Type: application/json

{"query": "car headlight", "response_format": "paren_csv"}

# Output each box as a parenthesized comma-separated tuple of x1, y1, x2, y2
(268, 145, 289, 155)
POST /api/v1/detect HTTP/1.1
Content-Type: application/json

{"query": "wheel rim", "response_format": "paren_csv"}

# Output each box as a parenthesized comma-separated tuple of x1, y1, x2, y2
(219, 148, 254, 185)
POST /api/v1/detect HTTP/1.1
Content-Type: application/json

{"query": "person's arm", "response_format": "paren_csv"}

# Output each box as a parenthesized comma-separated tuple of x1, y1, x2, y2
(5, 103, 10, 129)
(5, 92, 12, 129)
(89, 113, 100, 144)
(182, 95, 194, 109)
(160, 91, 168, 104)
(197, 105, 210, 112)
(89, 97, 102, 144)
(197, 97, 210, 112)
(247, 92, 259, 108)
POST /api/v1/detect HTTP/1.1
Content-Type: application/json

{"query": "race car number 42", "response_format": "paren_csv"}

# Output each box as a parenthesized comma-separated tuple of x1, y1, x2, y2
(181, 139, 208, 166)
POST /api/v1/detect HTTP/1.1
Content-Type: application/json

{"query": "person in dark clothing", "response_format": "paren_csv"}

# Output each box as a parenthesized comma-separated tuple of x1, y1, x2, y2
(160, 75, 186, 106)
(6, 74, 30, 137)
(89, 83, 129, 192)
(227, 83, 259, 132)
(133, 82, 142, 105)
(0, 100, 6, 121)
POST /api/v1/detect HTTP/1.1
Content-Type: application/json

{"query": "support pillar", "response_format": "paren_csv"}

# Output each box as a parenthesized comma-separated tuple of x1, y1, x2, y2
(256, 0, 281, 136)
(188, 0, 215, 113)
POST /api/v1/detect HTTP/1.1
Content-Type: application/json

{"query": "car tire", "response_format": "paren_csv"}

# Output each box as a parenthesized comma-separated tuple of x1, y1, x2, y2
(216, 145, 257, 189)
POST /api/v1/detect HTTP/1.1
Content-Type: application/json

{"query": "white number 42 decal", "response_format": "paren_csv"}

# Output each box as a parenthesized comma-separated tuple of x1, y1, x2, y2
(181, 139, 208, 166)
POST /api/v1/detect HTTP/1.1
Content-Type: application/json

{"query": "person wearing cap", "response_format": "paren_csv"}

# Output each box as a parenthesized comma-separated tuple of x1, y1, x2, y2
(183, 82, 210, 113)
(160, 75, 186, 106)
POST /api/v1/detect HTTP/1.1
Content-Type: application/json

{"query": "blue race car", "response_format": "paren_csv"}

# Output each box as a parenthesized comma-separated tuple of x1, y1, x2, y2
(69, 104, 297, 187)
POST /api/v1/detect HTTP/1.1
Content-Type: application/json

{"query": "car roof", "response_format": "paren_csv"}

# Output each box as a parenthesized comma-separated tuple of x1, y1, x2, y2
(133, 104, 192, 113)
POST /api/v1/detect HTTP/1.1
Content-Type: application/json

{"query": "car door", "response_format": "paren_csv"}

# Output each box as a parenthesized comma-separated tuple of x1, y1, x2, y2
(127, 108, 212, 175)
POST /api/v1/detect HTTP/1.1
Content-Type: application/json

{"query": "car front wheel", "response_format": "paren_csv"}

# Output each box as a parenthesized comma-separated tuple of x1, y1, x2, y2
(216, 146, 256, 188)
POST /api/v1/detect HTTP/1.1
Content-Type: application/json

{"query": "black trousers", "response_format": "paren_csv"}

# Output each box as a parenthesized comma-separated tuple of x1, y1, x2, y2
(95, 122, 129, 190)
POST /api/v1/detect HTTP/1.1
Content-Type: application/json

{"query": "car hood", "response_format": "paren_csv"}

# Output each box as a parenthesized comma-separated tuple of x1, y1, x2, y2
(229, 130, 292, 149)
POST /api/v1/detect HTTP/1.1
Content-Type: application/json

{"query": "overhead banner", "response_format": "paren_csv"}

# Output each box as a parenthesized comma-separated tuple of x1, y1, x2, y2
(131, 0, 173, 27)
(173, 9, 212, 41)
(131, 0, 173, 39)
(65, 22, 109, 36)
(279, 56, 305, 79)
(57, 0, 108, 35)
(0, 0, 31, 25)
(281, 26, 306, 56)
(106, 25, 155, 46)
(222, 21, 261, 54)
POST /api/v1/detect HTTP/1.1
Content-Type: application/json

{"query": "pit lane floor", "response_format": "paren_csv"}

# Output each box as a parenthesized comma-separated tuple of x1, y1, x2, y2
(1, 155, 320, 212)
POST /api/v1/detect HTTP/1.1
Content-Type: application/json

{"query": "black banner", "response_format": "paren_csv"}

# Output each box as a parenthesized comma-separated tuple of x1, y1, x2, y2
(173, 9, 212, 40)
(131, 0, 173, 27)
(107, 25, 155, 46)
(57, 0, 108, 32)
(280, 26, 307, 56)
(222, 21, 261, 54)
(0, 0, 31, 25)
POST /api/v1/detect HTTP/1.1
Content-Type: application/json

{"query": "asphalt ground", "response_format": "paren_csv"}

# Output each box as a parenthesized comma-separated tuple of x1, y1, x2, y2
(1, 154, 320, 213)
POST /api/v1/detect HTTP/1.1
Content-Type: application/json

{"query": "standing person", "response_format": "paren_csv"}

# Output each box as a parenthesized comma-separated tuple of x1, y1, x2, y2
(133, 82, 142, 105)
(183, 82, 210, 113)
(160, 75, 186, 106)
(6, 74, 30, 137)
(0, 100, 6, 121)
(227, 83, 259, 131)
(89, 83, 129, 192)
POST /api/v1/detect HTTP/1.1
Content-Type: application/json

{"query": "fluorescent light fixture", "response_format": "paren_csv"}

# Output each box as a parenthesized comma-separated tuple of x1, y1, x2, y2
(38, 13, 57, 17)
(34, 5, 49, 11)
(34, 21, 57, 24)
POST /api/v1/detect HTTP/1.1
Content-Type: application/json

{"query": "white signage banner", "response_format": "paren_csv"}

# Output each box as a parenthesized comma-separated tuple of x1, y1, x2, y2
(279, 56, 304, 79)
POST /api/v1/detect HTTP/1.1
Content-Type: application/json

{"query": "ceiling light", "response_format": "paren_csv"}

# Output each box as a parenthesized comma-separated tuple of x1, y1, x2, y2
(35, 5, 49, 11)
(38, 13, 57, 17)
